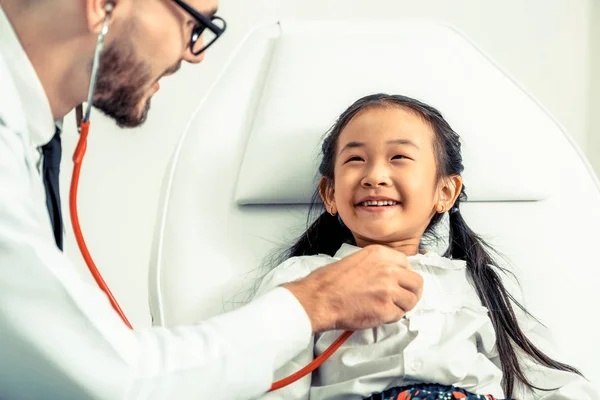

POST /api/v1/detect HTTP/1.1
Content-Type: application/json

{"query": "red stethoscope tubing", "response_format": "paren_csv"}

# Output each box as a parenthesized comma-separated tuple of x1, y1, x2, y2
(70, 120, 133, 329)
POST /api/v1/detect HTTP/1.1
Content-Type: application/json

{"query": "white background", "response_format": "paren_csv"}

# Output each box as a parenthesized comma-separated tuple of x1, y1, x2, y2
(58, 0, 599, 328)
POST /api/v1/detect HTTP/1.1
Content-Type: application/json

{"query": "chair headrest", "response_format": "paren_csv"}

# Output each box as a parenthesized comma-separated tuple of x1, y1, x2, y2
(234, 22, 559, 205)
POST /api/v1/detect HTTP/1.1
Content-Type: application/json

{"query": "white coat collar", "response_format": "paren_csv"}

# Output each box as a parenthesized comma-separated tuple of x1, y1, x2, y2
(0, 4, 55, 147)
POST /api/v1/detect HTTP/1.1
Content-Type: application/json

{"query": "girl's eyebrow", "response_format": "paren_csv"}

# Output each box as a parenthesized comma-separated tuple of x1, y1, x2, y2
(387, 139, 420, 149)
(338, 141, 364, 155)
(339, 139, 420, 155)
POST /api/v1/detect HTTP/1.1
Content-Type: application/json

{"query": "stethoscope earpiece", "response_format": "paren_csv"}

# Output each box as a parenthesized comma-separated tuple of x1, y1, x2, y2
(104, 2, 114, 13)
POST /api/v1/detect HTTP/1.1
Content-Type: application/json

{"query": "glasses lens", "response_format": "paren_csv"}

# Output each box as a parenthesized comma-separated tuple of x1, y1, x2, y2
(191, 18, 225, 54)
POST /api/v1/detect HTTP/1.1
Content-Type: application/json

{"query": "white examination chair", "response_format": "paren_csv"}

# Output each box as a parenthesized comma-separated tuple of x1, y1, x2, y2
(148, 21, 600, 390)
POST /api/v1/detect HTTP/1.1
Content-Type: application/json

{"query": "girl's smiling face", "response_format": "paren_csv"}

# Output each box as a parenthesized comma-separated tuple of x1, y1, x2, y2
(320, 105, 461, 254)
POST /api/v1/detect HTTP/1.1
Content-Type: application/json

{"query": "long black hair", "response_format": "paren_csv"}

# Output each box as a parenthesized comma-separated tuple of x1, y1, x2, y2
(276, 94, 582, 397)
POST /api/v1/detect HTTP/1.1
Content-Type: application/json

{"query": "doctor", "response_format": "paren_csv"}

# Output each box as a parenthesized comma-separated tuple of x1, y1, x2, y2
(0, 0, 425, 399)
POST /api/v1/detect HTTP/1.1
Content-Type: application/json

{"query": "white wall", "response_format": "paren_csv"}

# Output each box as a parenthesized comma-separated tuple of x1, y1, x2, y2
(59, 0, 594, 328)
(590, 0, 600, 173)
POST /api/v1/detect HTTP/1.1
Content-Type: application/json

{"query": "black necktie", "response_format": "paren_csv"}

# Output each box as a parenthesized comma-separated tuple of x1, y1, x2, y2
(41, 126, 64, 251)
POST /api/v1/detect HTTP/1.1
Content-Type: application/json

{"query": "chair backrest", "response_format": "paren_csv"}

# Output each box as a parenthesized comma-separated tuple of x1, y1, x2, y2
(148, 21, 600, 387)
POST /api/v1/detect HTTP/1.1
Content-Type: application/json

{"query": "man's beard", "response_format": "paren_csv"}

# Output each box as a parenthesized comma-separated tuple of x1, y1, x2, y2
(92, 38, 153, 128)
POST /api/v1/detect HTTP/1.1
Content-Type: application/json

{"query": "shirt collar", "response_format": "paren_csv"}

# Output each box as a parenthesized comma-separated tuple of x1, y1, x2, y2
(0, 4, 55, 147)
(333, 243, 362, 259)
(333, 242, 466, 270)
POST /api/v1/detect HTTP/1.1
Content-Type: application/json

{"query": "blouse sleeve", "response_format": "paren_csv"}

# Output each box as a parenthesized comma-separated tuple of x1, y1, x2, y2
(514, 318, 599, 399)
(484, 300, 600, 398)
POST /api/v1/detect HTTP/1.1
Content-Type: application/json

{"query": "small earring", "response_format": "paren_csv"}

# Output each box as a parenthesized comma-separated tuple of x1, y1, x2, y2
(329, 208, 337, 216)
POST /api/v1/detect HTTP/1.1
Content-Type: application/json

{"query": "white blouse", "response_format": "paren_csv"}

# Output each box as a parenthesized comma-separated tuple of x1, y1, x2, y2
(256, 243, 599, 400)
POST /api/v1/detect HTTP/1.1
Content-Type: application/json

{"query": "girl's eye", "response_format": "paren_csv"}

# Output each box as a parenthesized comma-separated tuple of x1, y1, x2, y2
(392, 155, 407, 160)
(346, 156, 364, 163)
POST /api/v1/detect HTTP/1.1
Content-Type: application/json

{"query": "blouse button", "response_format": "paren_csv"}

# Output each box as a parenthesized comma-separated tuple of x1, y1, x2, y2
(410, 359, 423, 371)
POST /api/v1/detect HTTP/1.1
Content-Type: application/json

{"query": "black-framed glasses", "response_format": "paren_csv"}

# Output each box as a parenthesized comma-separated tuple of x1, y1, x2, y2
(172, 0, 227, 56)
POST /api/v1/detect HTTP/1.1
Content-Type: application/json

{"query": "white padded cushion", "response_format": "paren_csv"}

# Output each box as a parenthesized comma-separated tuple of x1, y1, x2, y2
(235, 22, 557, 205)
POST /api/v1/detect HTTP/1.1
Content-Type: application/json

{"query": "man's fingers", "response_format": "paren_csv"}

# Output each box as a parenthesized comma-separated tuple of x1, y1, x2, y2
(382, 305, 407, 325)
(390, 285, 419, 314)
(391, 268, 423, 300)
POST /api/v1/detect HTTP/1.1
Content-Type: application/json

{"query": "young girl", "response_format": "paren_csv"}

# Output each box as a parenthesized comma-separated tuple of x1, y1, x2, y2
(254, 94, 597, 399)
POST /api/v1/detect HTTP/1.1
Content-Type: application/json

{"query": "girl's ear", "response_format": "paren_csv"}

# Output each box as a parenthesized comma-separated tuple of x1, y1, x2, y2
(435, 175, 463, 213)
(319, 177, 337, 215)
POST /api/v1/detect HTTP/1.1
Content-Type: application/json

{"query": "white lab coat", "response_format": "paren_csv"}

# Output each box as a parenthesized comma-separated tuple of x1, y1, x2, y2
(0, 6, 311, 400)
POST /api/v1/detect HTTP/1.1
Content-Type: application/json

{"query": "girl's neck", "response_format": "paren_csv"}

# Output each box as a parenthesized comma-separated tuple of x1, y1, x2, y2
(354, 237, 422, 256)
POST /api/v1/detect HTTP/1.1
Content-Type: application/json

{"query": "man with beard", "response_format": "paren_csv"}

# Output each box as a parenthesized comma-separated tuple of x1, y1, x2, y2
(0, 0, 425, 399)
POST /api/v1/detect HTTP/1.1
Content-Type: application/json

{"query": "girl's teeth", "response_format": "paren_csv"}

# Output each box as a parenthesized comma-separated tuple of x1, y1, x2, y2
(361, 201, 397, 206)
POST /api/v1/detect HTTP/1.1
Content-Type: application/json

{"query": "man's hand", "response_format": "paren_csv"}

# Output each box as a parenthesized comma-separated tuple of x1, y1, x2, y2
(282, 245, 423, 333)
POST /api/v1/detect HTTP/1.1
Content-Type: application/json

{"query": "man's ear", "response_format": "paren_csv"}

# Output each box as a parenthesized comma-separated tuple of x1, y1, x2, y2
(84, 0, 116, 33)
(318, 177, 337, 215)
(435, 174, 463, 213)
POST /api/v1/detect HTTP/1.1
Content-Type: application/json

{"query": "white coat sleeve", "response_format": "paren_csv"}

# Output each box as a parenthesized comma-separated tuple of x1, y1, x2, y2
(0, 122, 312, 400)
(254, 257, 317, 400)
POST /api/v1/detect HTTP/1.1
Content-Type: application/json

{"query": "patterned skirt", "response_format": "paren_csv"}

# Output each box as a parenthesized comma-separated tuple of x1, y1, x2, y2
(362, 383, 516, 400)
